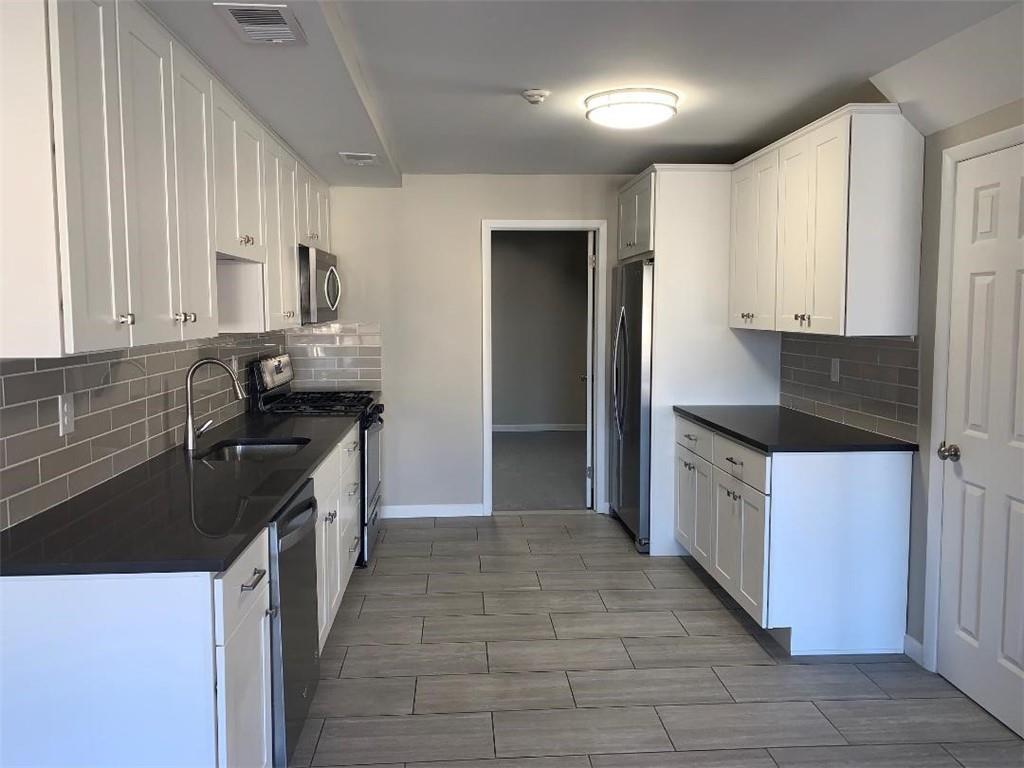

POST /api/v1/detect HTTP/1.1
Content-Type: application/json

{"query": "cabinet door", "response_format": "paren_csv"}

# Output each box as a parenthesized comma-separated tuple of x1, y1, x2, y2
(235, 108, 265, 262)
(317, 184, 331, 251)
(317, 485, 342, 647)
(751, 151, 779, 329)
(618, 189, 636, 258)
(213, 83, 240, 255)
(296, 165, 314, 247)
(692, 455, 714, 570)
(264, 138, 299, 330)
(674, 447, 696, 553)
(50, 0, 130, 352)
(170, 43, 217, 340)
(325, 487, 343, 623)
(729, 160, 756, 328)
(216, 584, 272, 768)
(776, 135, 810, 333)
(735, 485, 769, 625)
(804, 116, 850, 335)
(711, 469, 741, 595)
(315, 505, 329, 648)
(633, 176, 653, 254)
(117, 1, 180, 347)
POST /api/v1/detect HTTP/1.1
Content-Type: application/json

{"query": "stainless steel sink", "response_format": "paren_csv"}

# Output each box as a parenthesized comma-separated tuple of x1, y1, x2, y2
(197, 437, 311, 462)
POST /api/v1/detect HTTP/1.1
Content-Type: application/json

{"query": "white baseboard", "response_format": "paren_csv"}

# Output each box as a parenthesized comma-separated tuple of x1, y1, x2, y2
(903, 633, 925, 664)
(381, 504, 486, 519)
(492, 424, 586, 432)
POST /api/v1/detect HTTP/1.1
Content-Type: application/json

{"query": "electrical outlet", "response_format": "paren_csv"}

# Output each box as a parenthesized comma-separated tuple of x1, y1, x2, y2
(830, 357, 841, 384)
(58, 394, 75, 436)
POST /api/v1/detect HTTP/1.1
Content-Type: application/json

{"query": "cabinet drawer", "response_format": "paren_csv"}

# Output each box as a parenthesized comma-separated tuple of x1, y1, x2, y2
(311, 443, 343, 497)
(215, 529, 270, 645)
(675, 417, 714, 462)
(713, 434, 770, 495)
(339, 426, 360, 473)
(338, 473, 361, 533)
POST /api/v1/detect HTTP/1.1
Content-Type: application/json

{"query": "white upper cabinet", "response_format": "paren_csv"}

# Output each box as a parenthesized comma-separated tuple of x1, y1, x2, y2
(264, 136, 300, 329)
(731, 105, 923, 337)
(317, 182, 332, 252)
(297, 165, 329, 248)
(729, 151, 778, 330)
(213, 82, 266, 262)
(47, 0, 130, 354)
(617, 172, 654, 259)
(170, 42, 218, 340)
(117, 0, 180, 347)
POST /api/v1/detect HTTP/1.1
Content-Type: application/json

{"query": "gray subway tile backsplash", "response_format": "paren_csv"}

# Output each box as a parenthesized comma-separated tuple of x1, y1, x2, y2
(779, 333, 919, 443)
(0, 323, 382, 532)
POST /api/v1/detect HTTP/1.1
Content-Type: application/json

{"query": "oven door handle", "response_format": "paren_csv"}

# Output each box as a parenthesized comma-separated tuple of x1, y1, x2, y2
(278, 499, 318, 551)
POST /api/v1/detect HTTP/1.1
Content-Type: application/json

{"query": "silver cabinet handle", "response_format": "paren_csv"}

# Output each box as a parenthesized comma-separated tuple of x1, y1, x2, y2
(238, 235, 247, 245)
(683, 434, 697, 442)
(265, 606, 279, 619)
(186, 312, 197, 323)
(345, 442, 358, 454)
(325, 510, 338, 524)
(724, 456, 744, 467)
(793, 313, 801, 321)
(240, 568, 267, 592)
(348, 535, 360, 553)
(118, 313, 135, 325)
(347, 482, 360, 497)
(937, 441, 961, 462)
(174, 312, 187, 323)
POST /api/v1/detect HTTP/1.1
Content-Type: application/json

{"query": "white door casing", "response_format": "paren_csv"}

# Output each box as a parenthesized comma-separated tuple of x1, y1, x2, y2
(938, 142, 1024, 736)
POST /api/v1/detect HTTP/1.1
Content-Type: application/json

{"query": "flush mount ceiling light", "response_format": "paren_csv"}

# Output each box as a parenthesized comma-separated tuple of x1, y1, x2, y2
(584, 88, 678, 129)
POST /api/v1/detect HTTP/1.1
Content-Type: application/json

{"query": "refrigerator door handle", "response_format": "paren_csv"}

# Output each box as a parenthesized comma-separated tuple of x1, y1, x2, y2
(619, 310, 629, 436)
(611, 306, 625, 440)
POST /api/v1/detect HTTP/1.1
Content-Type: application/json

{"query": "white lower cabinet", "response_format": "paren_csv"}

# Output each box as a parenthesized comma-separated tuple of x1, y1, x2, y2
(674, 414, 913, 655)
(314, 424, 361, 650)
(216, 582, 272, 768)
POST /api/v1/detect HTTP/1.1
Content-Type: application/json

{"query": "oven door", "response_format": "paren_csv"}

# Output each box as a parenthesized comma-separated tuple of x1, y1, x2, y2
(359, 407, 383, 566)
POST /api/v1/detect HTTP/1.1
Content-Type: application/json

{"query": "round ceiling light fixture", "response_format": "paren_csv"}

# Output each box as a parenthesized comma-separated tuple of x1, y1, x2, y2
(584, 87, 678, 129)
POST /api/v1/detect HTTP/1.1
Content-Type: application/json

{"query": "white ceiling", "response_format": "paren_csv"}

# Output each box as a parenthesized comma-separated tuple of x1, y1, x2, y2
(148, 0, 1013, 185)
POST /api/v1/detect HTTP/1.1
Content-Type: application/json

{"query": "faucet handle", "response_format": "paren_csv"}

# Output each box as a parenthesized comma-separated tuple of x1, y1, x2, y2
(195, 418, 214, 439)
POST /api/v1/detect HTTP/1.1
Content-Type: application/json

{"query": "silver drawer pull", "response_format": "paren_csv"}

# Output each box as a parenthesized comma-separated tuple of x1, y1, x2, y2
(325, 510, 338, 524)
(725, 456, 744, 467)
(348, 535, 360, 553)
(347, 482, 360, 497)
(344, 442, 358, 454)
(240, 568, 267, 592)
(683, 434, 697, 441)
(118, 312, 135, 325)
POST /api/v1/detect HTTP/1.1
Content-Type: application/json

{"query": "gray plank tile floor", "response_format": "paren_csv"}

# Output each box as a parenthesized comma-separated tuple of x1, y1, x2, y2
(294, 511, 1022, 767)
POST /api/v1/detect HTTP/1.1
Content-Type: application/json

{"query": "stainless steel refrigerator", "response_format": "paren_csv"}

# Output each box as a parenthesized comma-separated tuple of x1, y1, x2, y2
(609, 256, 653, 552)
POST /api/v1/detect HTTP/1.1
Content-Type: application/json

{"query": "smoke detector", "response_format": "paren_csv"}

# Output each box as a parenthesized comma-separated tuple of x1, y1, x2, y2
(214, 3, 306, 45)
(521, 89, 551, 105)
(338, 152, 379, 167)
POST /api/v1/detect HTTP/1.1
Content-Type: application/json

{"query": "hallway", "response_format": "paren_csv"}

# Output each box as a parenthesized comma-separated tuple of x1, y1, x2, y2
(492, 432, 587, 511)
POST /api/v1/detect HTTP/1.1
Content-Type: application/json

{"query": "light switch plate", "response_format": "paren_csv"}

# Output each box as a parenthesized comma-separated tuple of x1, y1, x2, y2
(58, 394, 75, 436)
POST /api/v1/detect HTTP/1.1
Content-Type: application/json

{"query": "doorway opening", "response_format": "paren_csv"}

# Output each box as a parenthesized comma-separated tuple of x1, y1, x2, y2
(482, 220, 608, 515)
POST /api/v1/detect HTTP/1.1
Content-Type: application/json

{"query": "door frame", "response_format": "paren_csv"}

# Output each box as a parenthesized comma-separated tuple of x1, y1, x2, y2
(922, 125, 1024, 671)
(481, 219, 609, 516)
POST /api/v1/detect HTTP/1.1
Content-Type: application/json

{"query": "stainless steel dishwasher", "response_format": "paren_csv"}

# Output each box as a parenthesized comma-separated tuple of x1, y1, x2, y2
(268, 480, 319, 767)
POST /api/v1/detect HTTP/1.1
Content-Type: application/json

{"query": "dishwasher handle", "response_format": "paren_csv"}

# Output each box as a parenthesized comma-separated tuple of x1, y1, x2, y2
(278, 498, 318, 552)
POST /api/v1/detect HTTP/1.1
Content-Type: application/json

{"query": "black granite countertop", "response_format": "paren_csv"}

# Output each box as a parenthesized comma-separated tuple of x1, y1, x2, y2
(0, 412, 359, 576)
(673, 405, 917, 454)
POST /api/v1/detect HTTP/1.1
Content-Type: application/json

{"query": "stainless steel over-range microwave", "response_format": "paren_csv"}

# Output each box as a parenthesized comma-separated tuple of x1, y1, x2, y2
(298, 245, 342, 325)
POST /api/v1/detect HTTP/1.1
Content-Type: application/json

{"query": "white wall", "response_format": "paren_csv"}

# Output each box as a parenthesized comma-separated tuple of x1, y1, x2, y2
(647, 168, 781, 555)
(330, 175, 625, 511)
(491, 230, 589, 428)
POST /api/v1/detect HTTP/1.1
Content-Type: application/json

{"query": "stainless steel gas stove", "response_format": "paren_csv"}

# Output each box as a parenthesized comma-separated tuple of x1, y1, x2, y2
(250, 353, 383, 566)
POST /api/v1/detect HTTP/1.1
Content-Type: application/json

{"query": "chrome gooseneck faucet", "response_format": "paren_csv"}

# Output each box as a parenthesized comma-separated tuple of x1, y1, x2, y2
(184, 358, 245, 454)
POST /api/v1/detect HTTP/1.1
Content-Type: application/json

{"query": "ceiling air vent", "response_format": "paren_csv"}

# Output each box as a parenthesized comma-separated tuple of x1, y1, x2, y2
(214, 3, 306, 45)
(338, 152, 379, 167)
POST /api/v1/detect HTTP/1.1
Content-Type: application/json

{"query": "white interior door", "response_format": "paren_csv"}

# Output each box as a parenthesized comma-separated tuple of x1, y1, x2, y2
(585, 230, 596, 507)
(938, 142, 1024, 736)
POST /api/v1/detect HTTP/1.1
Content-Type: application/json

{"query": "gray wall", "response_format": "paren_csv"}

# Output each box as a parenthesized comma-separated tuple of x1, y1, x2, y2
(0, 332, 285, 530)
(491, 231, 589, 428)
(905, 98, 1024, 642)
(330, 174, 625, 510)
